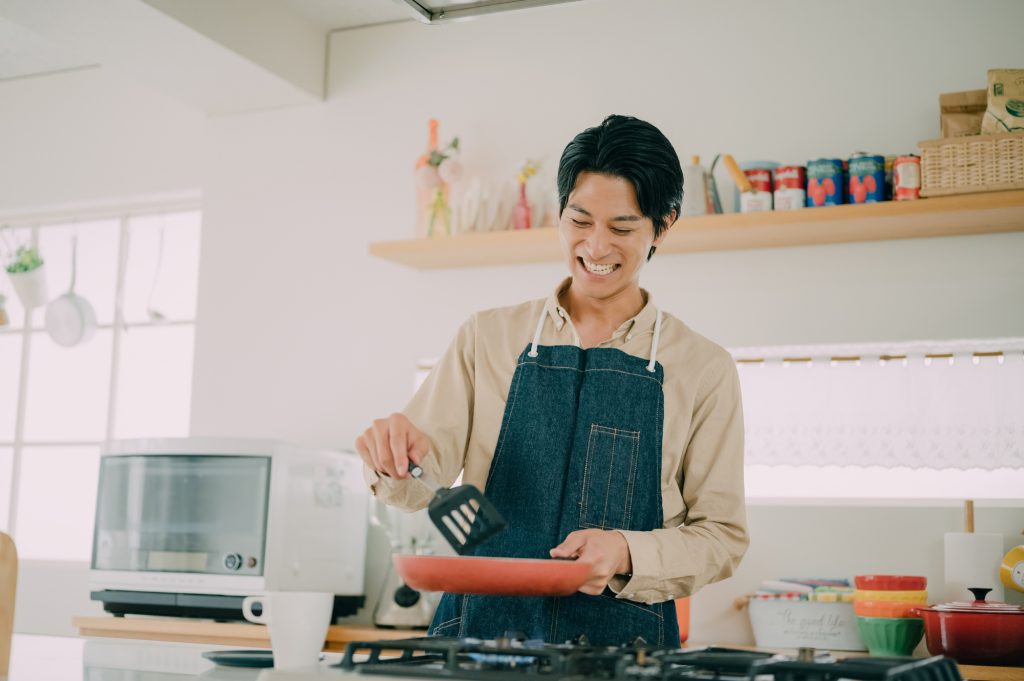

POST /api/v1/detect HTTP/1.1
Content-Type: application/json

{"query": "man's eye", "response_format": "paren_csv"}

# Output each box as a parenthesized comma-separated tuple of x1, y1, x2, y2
(611, 228, 633, 235)
(572, 219, 589, 226)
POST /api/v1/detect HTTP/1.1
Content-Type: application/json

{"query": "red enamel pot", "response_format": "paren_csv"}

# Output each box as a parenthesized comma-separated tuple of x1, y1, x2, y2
(914, 587, 1024, 667)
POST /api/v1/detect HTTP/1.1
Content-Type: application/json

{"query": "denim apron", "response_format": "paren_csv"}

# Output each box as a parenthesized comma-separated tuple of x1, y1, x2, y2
(428, 305, 679, 646)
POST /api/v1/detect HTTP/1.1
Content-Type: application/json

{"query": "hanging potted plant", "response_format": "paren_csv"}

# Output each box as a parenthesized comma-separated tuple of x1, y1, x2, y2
(2, 227, 49, 309)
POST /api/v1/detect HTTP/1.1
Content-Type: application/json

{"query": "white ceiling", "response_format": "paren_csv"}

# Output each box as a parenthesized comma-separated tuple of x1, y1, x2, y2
(0, 16, 97, 82)
(0, 0, 415, 83)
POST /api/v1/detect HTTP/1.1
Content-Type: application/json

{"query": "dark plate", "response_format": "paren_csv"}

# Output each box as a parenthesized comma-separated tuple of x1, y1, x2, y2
(202, 650, 275, 668)
(201, 650, 327, 668)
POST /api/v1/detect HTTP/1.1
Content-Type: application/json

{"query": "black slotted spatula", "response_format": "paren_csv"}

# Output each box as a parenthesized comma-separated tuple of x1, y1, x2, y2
(408, 463, 507, 554)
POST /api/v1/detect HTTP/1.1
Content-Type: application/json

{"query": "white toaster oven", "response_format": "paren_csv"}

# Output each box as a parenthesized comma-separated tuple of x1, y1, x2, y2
(89, 437, 368, 620)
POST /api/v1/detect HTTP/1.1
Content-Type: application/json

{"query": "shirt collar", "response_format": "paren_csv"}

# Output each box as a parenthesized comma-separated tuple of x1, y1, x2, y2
(545, 277, 658, 337)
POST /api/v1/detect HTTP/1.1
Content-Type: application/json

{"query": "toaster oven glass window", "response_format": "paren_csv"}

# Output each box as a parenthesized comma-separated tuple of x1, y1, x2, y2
(92, 455, 271, 575)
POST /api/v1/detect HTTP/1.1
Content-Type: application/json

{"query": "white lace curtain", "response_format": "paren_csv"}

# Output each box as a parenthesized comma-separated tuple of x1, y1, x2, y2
(733, 338, 1024, 470)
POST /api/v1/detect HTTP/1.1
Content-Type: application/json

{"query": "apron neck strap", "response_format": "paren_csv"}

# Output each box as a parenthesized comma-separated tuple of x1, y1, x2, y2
(531, 304, 663, 369)
(646, 308, 663, 373)
(528, 306, 547, 357)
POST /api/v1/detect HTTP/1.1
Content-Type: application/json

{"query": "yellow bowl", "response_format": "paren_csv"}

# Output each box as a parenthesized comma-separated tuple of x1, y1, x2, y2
(854, 589, 928, 603)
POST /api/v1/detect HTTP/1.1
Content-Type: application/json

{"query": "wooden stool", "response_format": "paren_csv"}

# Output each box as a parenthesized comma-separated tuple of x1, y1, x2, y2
(0, 532, 16, 677)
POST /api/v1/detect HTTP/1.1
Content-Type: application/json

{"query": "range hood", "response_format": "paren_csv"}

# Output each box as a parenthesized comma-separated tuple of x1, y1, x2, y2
(395, 0, 584, 24)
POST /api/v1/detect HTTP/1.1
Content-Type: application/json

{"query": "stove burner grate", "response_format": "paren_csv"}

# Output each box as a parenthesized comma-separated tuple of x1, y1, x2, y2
(338, 638, 962, 681)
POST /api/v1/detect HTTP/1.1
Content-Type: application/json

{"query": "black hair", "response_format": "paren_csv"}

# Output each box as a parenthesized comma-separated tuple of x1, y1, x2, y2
(556, 115, 683, 260)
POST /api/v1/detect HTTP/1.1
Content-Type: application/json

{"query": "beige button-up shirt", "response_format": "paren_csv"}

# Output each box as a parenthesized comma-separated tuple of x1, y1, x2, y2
(367, 278, 748, 604)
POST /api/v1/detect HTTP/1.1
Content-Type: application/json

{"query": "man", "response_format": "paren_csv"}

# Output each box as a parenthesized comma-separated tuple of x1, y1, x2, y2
(356, 115, 747, 646)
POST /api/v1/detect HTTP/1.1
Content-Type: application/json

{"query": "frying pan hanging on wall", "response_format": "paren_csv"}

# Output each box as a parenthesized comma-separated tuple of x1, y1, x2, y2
(44, 233, 97, 347)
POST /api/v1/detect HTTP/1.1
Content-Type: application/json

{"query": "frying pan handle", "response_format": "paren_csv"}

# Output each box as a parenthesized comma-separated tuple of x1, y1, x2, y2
(408, 463, 442, 492)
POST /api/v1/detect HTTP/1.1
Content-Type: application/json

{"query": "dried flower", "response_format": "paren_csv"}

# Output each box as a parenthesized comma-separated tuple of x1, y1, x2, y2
(517, 160, 539, 185)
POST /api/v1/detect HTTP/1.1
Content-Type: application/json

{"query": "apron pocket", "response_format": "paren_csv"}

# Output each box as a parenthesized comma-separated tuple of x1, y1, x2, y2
(552, 592, 666, 647)
(578, 424, 640, 530)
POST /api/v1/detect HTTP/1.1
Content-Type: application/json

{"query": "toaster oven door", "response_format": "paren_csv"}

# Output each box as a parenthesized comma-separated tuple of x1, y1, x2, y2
(92, 455, 270, 576)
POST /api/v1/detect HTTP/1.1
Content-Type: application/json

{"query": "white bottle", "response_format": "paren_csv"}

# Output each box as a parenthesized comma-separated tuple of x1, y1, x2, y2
(681, 155, 709, 217)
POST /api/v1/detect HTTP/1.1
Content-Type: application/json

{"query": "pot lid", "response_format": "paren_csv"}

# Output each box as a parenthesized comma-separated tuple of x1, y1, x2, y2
(931, 587, 1024, 615)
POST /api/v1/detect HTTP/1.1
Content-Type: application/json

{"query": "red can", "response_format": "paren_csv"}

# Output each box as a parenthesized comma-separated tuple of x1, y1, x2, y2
(741, 168, 773, 212)
(893, 155, 921, 200)
(744, 168, 773, 192)
(773, 165, 806, 211)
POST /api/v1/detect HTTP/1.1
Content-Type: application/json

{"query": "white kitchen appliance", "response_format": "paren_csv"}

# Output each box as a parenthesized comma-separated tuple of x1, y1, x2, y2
(373, 505, 439, 628)
(89, 437, 368, 621)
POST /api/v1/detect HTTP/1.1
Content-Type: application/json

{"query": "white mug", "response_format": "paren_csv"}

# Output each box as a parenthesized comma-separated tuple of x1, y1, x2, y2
(241, 592, 334, 669)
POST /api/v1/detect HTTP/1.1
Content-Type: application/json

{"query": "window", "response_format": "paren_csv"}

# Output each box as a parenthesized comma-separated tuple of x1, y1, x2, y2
(736, 338, 1024, 500)
(0, 207, 201, 560)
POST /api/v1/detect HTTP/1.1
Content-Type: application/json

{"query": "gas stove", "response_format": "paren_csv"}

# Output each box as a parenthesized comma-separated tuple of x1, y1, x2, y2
(338, 636, 962, 681)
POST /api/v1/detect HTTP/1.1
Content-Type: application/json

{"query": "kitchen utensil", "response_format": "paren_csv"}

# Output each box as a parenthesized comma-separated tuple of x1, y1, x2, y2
(408, 463, 506, 554)
(1000, 544, 1024, 593)
(855, 616, 924, 656)
(393, 554, 590, 596)
(853, 575, 927, 591)
(914, 587, 1024, 666)
(147, 217, 167, 323)
(943, 499, 1004, 602)
(44, 233, 96, 347)
(372, 504, 437, 628)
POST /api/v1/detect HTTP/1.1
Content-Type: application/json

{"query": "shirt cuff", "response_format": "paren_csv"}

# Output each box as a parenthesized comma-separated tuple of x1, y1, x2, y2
(612, 530, 678, 604)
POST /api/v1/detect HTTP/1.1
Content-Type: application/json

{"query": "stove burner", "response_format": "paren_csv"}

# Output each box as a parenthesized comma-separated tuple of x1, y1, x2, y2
(338, 638, 963, 681)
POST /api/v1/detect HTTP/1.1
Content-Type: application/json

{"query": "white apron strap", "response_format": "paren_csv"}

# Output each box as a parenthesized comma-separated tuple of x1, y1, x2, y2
(528, 305, 547, 358)
(646, 309, 663, 373)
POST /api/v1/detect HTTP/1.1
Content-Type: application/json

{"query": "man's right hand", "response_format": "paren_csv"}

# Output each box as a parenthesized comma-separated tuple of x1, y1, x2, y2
(355, 413, 430, 479)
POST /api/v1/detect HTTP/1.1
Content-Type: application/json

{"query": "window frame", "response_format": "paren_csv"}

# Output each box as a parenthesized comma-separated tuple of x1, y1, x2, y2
(0, 196, 201, 555)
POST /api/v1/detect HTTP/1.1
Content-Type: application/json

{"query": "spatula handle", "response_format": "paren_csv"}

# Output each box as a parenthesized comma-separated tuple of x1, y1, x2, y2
(408, 463, 442, 492)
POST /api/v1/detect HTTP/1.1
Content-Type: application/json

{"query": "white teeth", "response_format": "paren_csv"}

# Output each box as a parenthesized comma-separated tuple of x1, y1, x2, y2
(582, 259, 616, 275)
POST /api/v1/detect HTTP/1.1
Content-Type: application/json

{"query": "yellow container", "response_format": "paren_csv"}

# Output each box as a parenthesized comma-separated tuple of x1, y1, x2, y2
(854, 589, 928, 603)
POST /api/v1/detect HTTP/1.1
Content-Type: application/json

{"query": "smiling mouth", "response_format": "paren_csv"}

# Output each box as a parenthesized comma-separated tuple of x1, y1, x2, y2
(579, 257, 620, 276)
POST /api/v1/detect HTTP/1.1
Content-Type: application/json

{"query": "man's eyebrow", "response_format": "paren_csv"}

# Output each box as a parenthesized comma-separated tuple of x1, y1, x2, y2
(568, 204, 642, 222)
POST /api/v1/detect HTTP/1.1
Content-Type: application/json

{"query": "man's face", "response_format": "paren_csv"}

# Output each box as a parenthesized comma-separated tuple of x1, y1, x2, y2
(558, 172, 667, 302)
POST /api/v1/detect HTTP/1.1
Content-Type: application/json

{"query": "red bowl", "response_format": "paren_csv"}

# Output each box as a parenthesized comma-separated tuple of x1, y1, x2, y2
(854, 575, 927, 591)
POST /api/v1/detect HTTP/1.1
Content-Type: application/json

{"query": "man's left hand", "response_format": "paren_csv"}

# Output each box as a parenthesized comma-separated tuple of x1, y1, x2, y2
(549, 529, 632, 595)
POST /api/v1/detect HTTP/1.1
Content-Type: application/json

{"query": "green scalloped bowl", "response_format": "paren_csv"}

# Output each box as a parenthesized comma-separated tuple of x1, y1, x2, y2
(856, 616, 924, 656)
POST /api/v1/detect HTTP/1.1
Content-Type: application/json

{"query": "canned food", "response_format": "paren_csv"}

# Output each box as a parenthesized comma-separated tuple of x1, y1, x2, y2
(806, 159, 844, 207)
(773, 165, 806, 211)
(740, 168, 773, 212)
(847, 154, 886, 203)
(893, 155, 921, 200)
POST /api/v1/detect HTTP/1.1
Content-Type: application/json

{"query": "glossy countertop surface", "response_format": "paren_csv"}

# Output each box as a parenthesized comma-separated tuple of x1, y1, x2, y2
(5, 634, 361, 681)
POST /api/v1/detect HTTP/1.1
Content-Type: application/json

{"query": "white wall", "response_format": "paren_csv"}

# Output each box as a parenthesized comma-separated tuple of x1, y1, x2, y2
(3, 0, 1024, 641)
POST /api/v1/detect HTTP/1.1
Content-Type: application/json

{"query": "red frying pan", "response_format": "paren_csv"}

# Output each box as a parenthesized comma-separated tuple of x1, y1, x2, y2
(393, 554, 592, 597)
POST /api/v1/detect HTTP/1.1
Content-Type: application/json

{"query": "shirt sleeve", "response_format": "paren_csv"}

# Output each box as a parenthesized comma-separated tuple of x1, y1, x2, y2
(610, 354, 749, 604)
(363, 314, 477, 512)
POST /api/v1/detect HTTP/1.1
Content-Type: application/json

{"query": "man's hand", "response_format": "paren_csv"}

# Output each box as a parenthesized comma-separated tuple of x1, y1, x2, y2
(355, 413, 430, 479)
(549, 529, 633, 595)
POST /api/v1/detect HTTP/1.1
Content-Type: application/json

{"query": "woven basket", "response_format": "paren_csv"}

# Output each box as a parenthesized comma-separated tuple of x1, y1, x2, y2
(918, 131, 1024, 197)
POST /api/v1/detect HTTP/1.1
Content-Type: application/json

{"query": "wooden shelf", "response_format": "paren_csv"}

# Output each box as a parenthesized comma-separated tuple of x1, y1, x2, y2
(369, 190, 1024, 270)
(72, 615, 423, 651)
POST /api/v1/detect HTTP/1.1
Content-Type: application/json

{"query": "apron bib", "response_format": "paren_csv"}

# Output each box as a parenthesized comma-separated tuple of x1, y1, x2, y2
(429, 306, 678, 646)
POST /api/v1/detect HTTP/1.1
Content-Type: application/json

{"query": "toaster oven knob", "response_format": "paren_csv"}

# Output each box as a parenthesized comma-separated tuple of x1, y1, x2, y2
(224, 553, 243, 571)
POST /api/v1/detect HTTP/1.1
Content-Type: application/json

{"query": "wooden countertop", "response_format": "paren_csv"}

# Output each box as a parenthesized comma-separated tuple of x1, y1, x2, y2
(74, 617, 1022, 680)
(73, 615, 424, 652)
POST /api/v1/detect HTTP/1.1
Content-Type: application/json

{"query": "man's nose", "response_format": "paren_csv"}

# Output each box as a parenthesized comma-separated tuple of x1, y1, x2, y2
(585, 227, 612, 259)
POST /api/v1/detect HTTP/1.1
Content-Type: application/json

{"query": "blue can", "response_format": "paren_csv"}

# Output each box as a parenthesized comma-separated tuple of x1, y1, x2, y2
(847, 154, 887, 203)
(806, 159, 845, 207)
